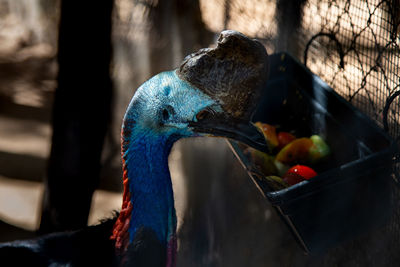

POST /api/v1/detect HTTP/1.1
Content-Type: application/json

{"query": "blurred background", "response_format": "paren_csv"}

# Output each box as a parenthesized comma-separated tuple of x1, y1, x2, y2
(0, 0, 399, 266)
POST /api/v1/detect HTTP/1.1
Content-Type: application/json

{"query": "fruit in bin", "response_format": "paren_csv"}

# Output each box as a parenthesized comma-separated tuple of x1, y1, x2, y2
(244, 125, 329, 189)
(275, 137, 313, 164)
(246, 148, 278, 176)
(282, 165, 317, 185)
(282, 173, 304, 186)
(275, 135, 330, 164)
(309, 135, 331, 164)
(286, 164, 317, 179)
(277, 132, 296, 150)
(263, 175, 289, 191)
(254, 122, 279, 150)
(274, 160, 290, 177)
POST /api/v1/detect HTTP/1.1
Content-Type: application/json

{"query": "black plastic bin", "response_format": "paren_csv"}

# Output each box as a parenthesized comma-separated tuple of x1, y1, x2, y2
(228, 52, 399, 254)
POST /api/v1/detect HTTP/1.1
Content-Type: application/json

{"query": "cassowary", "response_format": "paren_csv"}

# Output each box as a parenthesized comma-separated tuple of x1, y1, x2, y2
(0, 30, 269, 267)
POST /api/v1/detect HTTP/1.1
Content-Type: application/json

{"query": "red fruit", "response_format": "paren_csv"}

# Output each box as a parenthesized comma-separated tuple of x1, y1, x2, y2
(282, 165, 317, 185)
(277, 132, 296, 150)
(282, 172, 305, 185)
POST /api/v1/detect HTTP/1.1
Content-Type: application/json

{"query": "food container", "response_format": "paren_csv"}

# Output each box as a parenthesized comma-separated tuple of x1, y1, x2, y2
(228, 52, 399, 254)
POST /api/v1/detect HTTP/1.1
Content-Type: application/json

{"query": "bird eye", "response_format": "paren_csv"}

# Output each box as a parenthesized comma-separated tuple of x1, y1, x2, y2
(162, 108, 170, 121)
(161, 105, 175, 122)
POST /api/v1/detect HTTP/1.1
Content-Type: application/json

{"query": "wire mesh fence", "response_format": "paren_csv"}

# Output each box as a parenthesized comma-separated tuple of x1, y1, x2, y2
(300, 0, 399, 138)
(298, 1, 400, 265)
(200, 0, 400, 265)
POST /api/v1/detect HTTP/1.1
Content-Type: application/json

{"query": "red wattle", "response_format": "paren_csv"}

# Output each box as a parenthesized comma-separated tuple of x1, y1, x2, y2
(111, 129, 133, 254)
(110, 163, 133, 253)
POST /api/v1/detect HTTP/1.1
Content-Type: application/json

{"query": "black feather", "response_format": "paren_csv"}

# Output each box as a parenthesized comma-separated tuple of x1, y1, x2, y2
(0, 217, 118, 267)
(121, 227, 166, 267)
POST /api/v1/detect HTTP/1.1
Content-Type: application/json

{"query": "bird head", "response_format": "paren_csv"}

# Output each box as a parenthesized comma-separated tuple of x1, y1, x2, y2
(123, 71, 219, 141)
(123, 30, 270, 152)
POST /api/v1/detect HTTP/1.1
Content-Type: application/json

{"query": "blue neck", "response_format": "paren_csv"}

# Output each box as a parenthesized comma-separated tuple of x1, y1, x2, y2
(123, 132, 177, 245)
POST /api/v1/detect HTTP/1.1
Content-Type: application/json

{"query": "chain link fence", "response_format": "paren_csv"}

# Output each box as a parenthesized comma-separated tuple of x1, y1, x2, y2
(299, 1, 400, 265)
(200, 0, 400, 266)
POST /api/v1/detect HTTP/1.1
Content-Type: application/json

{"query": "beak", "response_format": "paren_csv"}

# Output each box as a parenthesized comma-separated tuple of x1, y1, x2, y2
(189, 112, 270, 153)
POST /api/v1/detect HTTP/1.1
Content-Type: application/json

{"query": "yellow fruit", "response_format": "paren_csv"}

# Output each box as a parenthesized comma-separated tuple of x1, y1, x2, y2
(255, 122, 279, 149)
(263, 175, 289, 191)
(275, 137, 313, 164)
(247, 148, 278, 176)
